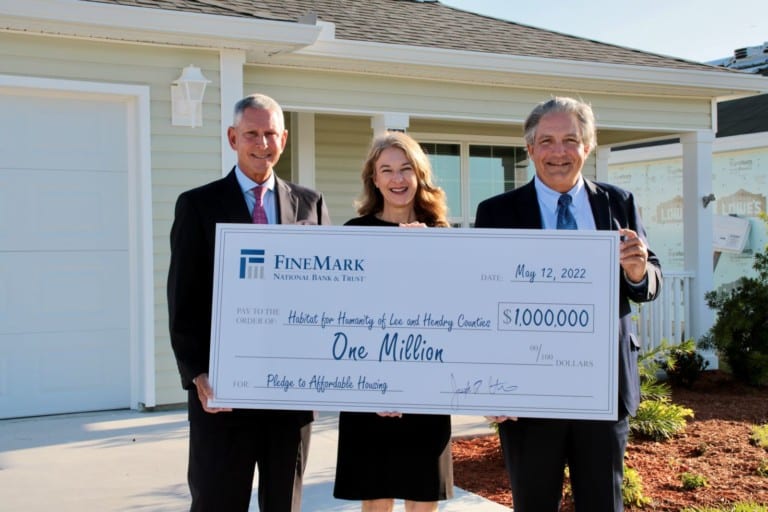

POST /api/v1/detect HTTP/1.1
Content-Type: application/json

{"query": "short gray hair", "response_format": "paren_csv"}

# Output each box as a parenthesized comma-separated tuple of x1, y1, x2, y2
(232, 93, 285, 131)
(523, 96, 596, 151)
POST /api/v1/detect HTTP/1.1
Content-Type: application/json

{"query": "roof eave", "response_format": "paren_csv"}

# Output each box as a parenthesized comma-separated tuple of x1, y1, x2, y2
(0, 0, 321, 55)
(3, 1, 766, 99)
(280, 38, 768, 99)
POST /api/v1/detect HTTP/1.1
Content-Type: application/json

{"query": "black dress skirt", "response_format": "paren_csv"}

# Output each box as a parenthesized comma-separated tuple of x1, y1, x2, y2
(333, 214, 454, 501)
(333, 412, 454, 501)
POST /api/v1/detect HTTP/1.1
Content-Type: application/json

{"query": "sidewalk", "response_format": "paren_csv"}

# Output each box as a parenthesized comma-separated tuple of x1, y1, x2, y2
(0, 409, 509, 511)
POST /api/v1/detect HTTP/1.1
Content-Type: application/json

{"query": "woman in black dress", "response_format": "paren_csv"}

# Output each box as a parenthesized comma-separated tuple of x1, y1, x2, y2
(333, 131, 453, 512)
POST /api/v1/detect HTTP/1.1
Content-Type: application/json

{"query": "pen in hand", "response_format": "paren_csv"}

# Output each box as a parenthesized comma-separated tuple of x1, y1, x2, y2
(613, 218, 626, 241)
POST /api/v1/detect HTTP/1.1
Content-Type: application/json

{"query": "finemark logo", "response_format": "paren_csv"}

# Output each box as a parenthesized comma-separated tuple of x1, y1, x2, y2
(240, 249, 265, 279)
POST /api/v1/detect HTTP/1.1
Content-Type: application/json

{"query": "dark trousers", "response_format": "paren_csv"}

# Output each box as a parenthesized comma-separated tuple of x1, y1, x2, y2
(498, 415, 629, 512)
(188, 417, 311, 512)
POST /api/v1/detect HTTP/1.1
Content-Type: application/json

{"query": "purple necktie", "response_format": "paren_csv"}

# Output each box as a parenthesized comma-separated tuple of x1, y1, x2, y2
(252, 186, 268, 224)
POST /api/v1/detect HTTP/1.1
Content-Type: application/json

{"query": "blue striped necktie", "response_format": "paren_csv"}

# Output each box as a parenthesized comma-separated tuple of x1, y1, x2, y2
(556, 194, 577, 230)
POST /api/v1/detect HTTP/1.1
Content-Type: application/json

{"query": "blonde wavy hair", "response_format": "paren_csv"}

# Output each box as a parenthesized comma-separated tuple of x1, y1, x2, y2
(355, 131, 450, 227)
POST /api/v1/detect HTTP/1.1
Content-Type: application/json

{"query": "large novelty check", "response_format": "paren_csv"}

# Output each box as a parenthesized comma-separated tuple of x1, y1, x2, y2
(209, 224, 620, 420)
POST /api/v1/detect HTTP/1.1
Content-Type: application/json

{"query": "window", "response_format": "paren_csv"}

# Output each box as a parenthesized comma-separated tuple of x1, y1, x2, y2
(419, 143, 461, 222)
(420, 141, 530, 227)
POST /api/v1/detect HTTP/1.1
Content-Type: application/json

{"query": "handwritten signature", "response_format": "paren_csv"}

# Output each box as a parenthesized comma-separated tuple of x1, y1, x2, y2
(449, 373, 518, 408)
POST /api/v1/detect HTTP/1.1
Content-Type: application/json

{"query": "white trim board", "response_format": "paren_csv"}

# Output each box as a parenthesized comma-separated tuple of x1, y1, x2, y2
(609, 132, 768, 165)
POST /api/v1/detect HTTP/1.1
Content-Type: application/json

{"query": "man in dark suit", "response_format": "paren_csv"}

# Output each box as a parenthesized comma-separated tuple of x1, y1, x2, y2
(475, 97, 662, 512)
(167, 93, 331, 511)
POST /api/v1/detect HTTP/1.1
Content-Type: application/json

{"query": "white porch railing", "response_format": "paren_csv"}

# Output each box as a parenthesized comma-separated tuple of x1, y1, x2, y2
(632, 271, 695, 352)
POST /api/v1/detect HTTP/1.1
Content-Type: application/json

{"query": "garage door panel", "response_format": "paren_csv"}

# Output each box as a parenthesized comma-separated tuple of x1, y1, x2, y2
(0, 89, 131, 418)
(0, 168, 128, 251)
(0, 252, 128, 334)
(0, 330, 130, 418)
(37, 331, 130, 391)
(0, 95, 127, 172)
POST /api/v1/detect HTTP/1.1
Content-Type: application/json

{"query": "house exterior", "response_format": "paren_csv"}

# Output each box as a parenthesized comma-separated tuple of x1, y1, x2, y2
(605, 46, 768, 356)
(608, 94, 768, 280)
(1, 0, 766, 418)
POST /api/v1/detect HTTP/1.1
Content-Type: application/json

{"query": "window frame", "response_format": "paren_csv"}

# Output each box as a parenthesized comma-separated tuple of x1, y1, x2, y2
(412, 132, 527, 227)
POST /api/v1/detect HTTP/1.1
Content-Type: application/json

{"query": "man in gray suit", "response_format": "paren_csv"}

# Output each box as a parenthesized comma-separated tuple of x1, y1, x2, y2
(475, 97, 661, 512)
(167, 93, 331, 511)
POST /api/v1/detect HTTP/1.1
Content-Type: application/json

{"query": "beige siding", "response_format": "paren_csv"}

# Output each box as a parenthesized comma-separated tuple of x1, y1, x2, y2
(0, 32, 222, 406)
(314, 115, 373, 224)
(245, 65, 713, 138)
(275, 113, 293, 181)
(411, 119, 517, 138)
(584, 94, 711, 131)
(248, 64, 541, 123)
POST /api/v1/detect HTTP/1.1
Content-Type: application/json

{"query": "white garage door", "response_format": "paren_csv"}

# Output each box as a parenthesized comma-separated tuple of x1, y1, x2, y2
(0, 92, 131, 418)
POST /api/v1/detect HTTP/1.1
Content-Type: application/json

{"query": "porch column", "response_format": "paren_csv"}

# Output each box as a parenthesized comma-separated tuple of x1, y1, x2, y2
(595, 146, 610, 181)
(681, 130, 716, 360)
(371, 113, 410, 136)
(291, 112, 316, 188)
(219, 49, 245, 176)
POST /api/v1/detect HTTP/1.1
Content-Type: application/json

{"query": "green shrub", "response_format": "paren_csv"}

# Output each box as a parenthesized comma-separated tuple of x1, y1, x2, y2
(700, 213, 768, 387)
(630, 339, 695, 440)
(622, 466, 651, 507)
(750, 423, 768, 450)
(733, 505, 768, 512)
(757, 458, 768, 478)
(631, 398, 693, 441)
(637, 339, 676, 401)
(732, 504, 768, 512)
(680, 471, 708, 490)
(639, 378, 670, 402)
(560, 462, 654, 508)
(661, 339, 710, 388)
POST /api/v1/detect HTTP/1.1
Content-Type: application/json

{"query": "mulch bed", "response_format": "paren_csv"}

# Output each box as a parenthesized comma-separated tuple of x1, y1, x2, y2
(452, 370, 768, 510)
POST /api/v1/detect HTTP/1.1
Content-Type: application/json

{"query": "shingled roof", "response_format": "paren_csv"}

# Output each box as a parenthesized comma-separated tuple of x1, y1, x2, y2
(81, 0, 731, 73)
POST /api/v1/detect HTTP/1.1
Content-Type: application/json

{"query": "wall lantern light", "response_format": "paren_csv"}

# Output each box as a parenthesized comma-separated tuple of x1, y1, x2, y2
(171, 65, 210, 127)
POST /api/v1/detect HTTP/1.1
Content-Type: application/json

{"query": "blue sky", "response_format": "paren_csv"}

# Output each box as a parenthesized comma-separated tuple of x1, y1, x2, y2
(440, 0, 767, 63)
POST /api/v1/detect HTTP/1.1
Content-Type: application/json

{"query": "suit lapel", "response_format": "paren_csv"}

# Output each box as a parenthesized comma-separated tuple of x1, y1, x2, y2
(275, 177, 298, 225)
(584, 179, 612, 231)
(517, 180, 544, 228)
(220, 169, 252, 223)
